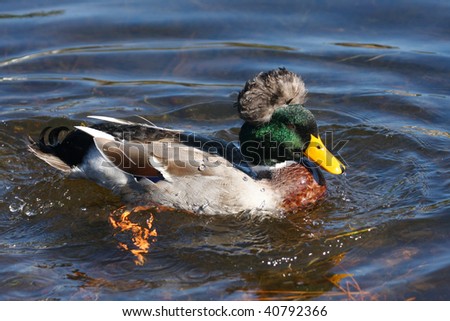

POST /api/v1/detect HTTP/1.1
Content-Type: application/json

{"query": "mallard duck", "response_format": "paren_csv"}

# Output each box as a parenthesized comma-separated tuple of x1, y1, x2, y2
(29, 68, 345, 215)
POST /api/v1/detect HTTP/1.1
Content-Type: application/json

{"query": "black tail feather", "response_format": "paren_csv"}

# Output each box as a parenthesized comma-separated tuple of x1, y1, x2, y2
(47, 126, 70, 147)
(37, 126, 70, 153)
(33, 126, 93, 167)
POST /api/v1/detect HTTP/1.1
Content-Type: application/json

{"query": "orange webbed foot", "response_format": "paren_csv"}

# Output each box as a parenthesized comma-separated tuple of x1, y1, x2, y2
(109, 206, 158, 265)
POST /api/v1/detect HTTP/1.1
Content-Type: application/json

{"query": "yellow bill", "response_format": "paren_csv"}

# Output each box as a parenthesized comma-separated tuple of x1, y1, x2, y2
(304, 134, 346, 175)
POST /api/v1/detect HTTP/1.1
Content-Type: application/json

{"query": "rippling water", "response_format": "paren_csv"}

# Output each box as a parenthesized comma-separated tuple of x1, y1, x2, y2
(0, 0, 449, 300)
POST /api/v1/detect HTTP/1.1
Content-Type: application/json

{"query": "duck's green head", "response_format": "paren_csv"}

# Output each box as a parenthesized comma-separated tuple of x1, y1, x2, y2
(239, 104, 345, 175)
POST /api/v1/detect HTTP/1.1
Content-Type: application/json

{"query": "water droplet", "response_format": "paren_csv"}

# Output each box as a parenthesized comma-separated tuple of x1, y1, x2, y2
(25, 210, 36, 217)
(9, 196, 26, 213)
(9, 203, 23, 213)
(312, 219, 323, 226)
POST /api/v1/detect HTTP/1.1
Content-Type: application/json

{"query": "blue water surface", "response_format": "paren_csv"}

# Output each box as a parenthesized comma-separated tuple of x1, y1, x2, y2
(0, 0, 449, 300)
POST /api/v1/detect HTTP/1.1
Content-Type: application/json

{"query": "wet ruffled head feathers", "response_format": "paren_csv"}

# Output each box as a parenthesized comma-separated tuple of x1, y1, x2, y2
(236, 68, 307, 125)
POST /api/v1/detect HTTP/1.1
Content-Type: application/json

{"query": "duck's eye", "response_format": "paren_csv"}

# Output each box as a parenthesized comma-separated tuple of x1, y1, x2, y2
(286, 124, 296, 130)
(316, 145, 322, 149)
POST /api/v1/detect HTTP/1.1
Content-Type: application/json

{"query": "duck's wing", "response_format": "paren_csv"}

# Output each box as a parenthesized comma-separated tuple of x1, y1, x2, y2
(76, 116, 256, 181)
(177, 131, 257, 179)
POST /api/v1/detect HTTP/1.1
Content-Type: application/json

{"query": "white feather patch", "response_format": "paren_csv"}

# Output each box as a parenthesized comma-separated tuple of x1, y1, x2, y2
(87, 115, 134, 125)
(74, 126, 115, 140)
(87, 115, 183, 133)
